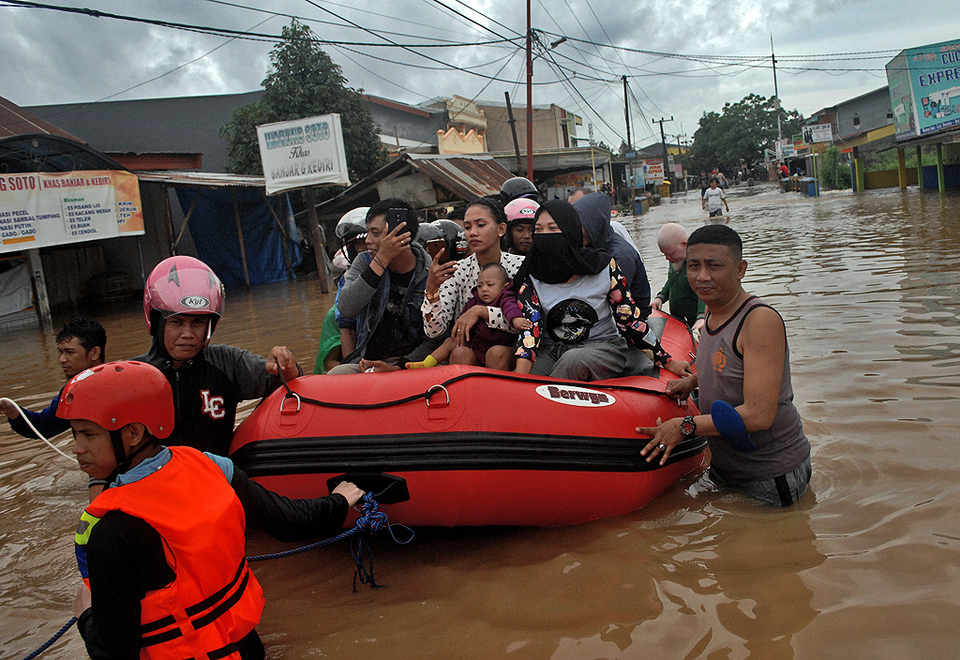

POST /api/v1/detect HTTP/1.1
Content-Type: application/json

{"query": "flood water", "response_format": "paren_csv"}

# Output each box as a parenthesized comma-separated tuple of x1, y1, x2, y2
(2, 182, 959, 659)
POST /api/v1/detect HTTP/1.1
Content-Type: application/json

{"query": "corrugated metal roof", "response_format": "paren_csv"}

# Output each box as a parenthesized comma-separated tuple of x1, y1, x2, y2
(135, 170, 266, 188)
(312, 153, 513, 220)
(405, 154, 512, 200)
(0, 96, 84, 141)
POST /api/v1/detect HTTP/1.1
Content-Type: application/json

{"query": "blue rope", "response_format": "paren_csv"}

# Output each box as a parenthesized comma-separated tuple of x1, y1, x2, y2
(247, 494, 413, 592)
(18, 494, 412, 659)
(19, 617, 76, 660)
(246, 493, 413, 566)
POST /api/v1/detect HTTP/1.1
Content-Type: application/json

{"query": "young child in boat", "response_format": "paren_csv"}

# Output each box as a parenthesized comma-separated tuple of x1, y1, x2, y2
(364, 263, 531, 371)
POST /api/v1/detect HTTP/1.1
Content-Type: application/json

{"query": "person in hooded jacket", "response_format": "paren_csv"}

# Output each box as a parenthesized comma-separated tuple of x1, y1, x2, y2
(572, 192, 653, 318)
(512, 200, 689, 381)
(135, 256, 302, 458)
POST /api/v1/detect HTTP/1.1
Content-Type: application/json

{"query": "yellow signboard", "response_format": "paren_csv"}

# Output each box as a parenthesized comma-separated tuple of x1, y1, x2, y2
(0, 170, 144, 253)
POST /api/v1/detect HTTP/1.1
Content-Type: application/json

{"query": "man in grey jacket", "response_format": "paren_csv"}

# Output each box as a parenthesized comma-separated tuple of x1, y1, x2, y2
(329, 199, 439, 374)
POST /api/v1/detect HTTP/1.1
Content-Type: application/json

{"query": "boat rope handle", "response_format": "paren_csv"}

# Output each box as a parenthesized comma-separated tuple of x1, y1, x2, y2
(276, 367, 673, 411)
(424, 384, 449, 407)
(279, 391, 301, 414)
(14, 493, 413, 659)
(0, 397, 74, 461)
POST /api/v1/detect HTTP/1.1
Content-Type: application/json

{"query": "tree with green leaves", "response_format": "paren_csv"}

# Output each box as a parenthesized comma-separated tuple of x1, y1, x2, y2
(221, 20, 386, 191)
(688, 94, 802, 176)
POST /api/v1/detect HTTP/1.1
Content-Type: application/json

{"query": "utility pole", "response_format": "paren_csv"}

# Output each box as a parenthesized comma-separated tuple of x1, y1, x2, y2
(771, 34, 782, 151)
(653, 116, 673, 183)
(525, 0, 534, 180)
(676, 133, 686, 192)
(505, 92, 524, 174)
(622, 76, 632, 153)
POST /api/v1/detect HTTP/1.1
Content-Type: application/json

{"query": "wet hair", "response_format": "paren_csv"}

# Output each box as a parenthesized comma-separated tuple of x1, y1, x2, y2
(478, 262, 509, 284)
(466, 197, 507, 225)
(687, 224, 742, 261)
(366, 198, 419, 241)
(56, 317, 106, 361)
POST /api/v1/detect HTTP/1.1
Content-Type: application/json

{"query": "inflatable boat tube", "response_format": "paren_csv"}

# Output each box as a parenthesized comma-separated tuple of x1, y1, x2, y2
(230, 312, 707, 526)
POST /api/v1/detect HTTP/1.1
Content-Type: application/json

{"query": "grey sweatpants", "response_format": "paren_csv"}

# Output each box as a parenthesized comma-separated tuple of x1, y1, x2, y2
(530, 335, 628, 381)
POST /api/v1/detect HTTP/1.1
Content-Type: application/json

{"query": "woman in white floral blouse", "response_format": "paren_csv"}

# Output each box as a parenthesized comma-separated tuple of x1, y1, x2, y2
(421, 198, 525, 370)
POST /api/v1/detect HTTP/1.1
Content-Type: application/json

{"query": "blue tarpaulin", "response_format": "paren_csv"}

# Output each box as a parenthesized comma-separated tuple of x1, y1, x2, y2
(175, 187, 301, 287)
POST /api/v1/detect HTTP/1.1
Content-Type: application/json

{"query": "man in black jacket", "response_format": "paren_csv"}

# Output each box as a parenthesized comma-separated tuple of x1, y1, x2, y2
(136, 256, 302, 456)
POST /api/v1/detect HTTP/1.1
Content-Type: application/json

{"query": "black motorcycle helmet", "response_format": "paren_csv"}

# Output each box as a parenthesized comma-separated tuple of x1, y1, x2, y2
(431, 219, 468, 262)
(499, 176, 539, 206)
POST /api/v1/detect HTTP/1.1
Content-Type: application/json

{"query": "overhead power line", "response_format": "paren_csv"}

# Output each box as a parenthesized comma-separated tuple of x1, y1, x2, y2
(0, 0, 519, 48)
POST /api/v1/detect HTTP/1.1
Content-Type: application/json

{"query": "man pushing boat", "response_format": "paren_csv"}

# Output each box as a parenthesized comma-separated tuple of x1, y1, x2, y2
(135, 256, 303, 457)
(637, 224, 811, 506)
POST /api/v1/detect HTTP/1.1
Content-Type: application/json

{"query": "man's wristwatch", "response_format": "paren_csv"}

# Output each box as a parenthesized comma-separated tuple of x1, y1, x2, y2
(679, 415, 697, 439)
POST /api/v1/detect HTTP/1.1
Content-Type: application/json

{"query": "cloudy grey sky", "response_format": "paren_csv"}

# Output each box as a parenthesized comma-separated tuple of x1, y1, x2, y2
(3, 0, 960, 149)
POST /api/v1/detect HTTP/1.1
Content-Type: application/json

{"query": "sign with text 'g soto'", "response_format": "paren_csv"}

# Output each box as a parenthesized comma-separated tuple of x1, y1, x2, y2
(256, 114, 351, 195)
(0, 170, 144, 254)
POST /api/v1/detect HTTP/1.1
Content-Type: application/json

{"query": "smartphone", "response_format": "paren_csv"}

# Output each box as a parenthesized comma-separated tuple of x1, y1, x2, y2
(386, 208, 410, 233)
(425, 238, 447, 262)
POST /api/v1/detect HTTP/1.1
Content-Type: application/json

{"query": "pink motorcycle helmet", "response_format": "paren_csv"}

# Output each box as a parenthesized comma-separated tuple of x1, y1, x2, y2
(504, 197, 540, 227)
(143, 256, 225, 335)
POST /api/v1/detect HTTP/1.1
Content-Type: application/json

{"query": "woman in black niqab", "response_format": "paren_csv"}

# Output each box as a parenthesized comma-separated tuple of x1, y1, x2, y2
(517, 200, 610, 285)
(511, 200, 689, 381)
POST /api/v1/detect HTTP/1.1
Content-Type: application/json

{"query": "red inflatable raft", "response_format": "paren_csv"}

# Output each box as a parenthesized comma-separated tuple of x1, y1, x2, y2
(230, 312, 706, 526)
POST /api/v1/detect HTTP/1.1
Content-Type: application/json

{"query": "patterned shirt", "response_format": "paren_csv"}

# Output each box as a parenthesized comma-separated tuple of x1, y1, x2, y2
(514, 258, 671, 364)
(422, 251, 526, 337)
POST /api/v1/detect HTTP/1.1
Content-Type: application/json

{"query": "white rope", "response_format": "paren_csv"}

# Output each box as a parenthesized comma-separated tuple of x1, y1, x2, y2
(0, 397, 74, 461)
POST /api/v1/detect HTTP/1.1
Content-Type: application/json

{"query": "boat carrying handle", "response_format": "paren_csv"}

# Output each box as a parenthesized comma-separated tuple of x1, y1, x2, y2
(327, 473, 411, 505)
(279, 392, 301, 414)
(425, 384, 450, 407)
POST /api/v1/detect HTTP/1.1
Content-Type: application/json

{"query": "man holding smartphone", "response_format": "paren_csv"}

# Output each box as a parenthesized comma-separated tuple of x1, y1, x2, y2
(329, 198, 440, 373)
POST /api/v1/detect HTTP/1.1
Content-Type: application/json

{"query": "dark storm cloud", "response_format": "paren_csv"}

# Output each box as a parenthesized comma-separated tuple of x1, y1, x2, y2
(2, 0, 959, 148)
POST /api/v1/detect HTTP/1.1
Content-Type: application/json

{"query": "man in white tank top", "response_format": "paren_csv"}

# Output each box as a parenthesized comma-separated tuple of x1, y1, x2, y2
(636, 224, 811, 506)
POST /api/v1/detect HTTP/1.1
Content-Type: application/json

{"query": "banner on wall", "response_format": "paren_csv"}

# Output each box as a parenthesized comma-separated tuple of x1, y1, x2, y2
(0, 170, 144, 254)
(257, 113, 351, 195)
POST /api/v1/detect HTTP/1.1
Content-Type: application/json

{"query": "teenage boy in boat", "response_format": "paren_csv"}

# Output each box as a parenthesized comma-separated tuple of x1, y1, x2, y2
(60, 360, 363, 660)
(1, 317, 105, 439)
(503, 197, 539, 256)
(650, 223, 706, 331)
(329, 198, 440, 374)
(135, 256, 302, 457)
(637, 224, 811, 506)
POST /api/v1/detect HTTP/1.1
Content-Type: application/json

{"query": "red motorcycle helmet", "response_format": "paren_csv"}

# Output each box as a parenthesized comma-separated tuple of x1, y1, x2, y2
(57, 361, 174, 439)
(143, 256, 224, 334)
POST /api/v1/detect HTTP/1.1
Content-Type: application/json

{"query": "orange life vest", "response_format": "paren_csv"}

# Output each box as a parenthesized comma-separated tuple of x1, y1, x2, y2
(75, 446, 265, 660)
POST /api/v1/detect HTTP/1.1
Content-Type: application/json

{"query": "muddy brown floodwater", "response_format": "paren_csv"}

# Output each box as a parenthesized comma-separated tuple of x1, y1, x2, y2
(1, 182, 959, 659)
